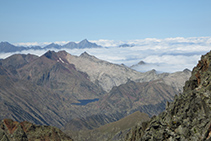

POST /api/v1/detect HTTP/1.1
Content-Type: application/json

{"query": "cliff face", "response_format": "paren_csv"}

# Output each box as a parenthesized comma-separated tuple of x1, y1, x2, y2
(126, 51, 211, 140)
(0, 119, 73, 141)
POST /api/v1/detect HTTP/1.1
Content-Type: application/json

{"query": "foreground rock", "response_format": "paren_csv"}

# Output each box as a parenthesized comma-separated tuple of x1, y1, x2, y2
(0, 119, 73, 141)
(126, 50, 211, 140)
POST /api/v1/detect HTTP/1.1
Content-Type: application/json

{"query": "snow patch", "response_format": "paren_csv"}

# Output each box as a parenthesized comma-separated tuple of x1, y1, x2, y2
(59, 58, 64, 63)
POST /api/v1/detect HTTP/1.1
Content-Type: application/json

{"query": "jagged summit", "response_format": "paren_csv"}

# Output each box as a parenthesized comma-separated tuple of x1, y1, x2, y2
(43, 50, 57, 59)
(138, 61, 146, 65)
(77, 39, 101, 49)
(0, 41, 11, 45)
(63, 41, 77, 49)
(0, 41, 25, 52)
(80, 39, 89, 43)
(130, 60, 146, 68)
(126, 50, 211, 140)
(80, 51, 89, 56)
(183, 68, 191, 73)
(146, 69, 157, 74)
(80, 51, 92, 57)
(79, 51, 100, 62)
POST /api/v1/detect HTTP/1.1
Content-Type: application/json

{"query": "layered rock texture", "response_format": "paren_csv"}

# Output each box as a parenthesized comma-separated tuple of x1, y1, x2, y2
(126, 50, 211, 140)
(0, 119, 72, 141)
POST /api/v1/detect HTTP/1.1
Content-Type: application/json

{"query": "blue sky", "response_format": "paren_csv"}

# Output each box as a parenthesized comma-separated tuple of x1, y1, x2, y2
(0, 0, 211, 43)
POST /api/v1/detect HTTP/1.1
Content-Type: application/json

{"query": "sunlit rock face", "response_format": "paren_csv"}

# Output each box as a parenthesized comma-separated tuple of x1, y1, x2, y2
(64, 51, 191, 93)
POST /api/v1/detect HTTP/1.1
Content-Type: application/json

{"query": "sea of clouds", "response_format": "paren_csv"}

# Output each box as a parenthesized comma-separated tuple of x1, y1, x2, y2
(1, 37, 211, 73)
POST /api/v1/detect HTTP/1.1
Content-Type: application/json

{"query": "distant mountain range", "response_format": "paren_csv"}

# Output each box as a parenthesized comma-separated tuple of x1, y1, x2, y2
(119, 43, 135, 47)
(0, 39, 101, 53)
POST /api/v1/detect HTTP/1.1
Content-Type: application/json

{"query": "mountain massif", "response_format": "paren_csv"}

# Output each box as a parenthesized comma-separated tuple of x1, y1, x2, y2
(0, 50, 192, 140)
(65, 52, 190, 93)
(125, 50, 211, 140)
(0, 51, 105, 128)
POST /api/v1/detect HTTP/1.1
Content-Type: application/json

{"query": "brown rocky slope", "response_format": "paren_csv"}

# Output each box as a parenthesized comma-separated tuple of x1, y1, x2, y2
(126, 50, 211, 140)
(0, 119, 73, 141)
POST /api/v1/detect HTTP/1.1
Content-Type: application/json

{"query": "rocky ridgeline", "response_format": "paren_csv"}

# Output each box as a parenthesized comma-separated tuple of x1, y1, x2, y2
(0, 119, 72, 141)
(64, 51, 191, 93)
(125, 51, 211, 140)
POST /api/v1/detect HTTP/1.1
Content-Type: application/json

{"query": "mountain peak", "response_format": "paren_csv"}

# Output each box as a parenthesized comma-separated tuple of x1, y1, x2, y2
(0, 41, 15, 47)
(0, 41, 26, 52)
(147, 69, 156, 74)
(78, 39, 101, 49)
(44, 43, 61, 49)
(138, 61, 146, 65)
(0, 41, 11, 45)
(80, 39, 89, 43)
(43, 50, 57, 59)
(80, 51, 91, 57)
(183, 68, 191, 73)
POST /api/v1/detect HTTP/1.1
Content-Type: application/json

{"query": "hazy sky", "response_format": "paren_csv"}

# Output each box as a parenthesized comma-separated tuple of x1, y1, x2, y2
(0, 0, 211, 43)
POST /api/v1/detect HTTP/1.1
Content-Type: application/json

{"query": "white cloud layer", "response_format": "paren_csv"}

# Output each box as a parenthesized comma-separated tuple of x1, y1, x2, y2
(2, 37, 211, 73)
